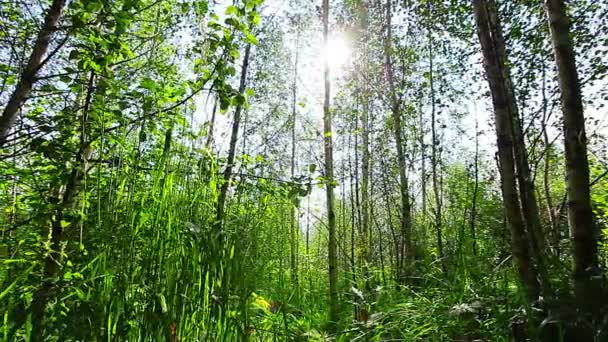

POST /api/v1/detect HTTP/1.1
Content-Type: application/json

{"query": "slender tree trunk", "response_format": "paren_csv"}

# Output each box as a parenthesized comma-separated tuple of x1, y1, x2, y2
(241, 107, 250, 154)
(212, 45, 251, 306)
(380, 157, 400, 283)
(306, 195, 312, 290)
(479, 0, 550, 297)
(509, 82, 550, 295)
(383, 0, 412, 282)
(206, 97, 218, 149)
(30, 71, 95, 339)
(290, 30, 300, 294)
(355, 0, 372, 308)
(322, 0, 339, 326)
(473, 0, 540, 302)
(216, 44, 252, 228)
(481, 0, 551, 295)
(419, 107, 427, 219)
(349, 131, 358, 320)
(370, 165, 386, 286)
(544, 0, 604, 309)
(353, 112, 362, 269)
(474, 0, 550, 295)
(470, 115, 479, 256)
(539, 57, 560, 260)
(361, 99, 371, 289)
(340, 170, 347, 271)
(428, 23, 445, 274)
(0, 0, 67, 145)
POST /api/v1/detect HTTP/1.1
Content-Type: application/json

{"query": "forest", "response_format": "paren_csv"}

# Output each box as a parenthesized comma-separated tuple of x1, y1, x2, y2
(0, 0, 607, 340)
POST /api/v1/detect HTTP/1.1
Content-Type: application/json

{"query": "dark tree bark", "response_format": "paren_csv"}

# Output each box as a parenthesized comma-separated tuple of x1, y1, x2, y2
(487, 0, 551, 295)
(216, 44, 252, 228)
(322, 0, 339, 326)
(544, 0, 604, 310)
(508, 69, 550, 296)
(0, 0, 67, 145)
(473, 0, 540, 302)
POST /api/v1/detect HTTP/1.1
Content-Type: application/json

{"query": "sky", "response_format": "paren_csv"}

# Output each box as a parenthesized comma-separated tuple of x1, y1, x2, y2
(188, 0, 607, 235)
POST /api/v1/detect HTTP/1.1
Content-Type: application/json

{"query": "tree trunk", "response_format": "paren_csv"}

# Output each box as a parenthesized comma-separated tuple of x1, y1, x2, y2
(205, 97, 218, 149)
(428, 21, 445, 274)
(30, 71, 94, 339)
(540, 57, 558, 257)
(470, 115, 479, 256)
(380, 157, 400, 283)
(419, 107, 427, 219)
(544, 0, 604, 310)
(216, 44, 252, 228)
(361, 98, 371, 288)
(382, 0, 412, 282)
(322, 0, 339, 326)
(355, 0, 372, 301)
(349, 130, 358, 320)
(508, 72, 550, 296)
(0, 0, 67, 145)
(472, 0, 540, 302)
(306, 195, 312, 290)
(290, 29, 300, 295)
(475, 0, 550, 295)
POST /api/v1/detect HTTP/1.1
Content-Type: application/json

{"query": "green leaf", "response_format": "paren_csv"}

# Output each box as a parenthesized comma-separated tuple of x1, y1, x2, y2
(244, 32, 258, 45)
(251, 12, 261, 26)
(230, 49, 240, 59)
(0, 265, 34, 301)
(235, 94, 247, 106)
(158, 293, 168, 313)
(5, 75, 16, 85)
(140, 78, 156, 90)
(76, 288, 86, 300)
(220, 97, 230, 112)
(226, 5, 238, 16)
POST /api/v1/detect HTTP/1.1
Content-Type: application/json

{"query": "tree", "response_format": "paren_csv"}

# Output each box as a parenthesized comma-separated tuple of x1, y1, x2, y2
(472, 0, 540, 302)
(322, 0, 339, 326)
(427, 3, 445, 274)
(2, 0, 608, 340)
(289, 16, 301, 294)
(0, 0, 67, 145)
(358, 0, 372, 293)
(382, 0, 413, 281)
(544, 0, 605, 311)
(216, 43, 252, 249)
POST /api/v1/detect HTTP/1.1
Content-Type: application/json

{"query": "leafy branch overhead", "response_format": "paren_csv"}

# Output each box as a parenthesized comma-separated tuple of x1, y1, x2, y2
(0, 0, 607, 341)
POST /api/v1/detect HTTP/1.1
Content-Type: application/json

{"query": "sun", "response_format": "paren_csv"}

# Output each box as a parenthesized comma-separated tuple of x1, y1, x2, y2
(324, 32, 351, 70)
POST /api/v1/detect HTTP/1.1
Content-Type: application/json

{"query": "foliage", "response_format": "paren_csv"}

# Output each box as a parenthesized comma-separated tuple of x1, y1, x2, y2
(0, 0, 607, 340)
